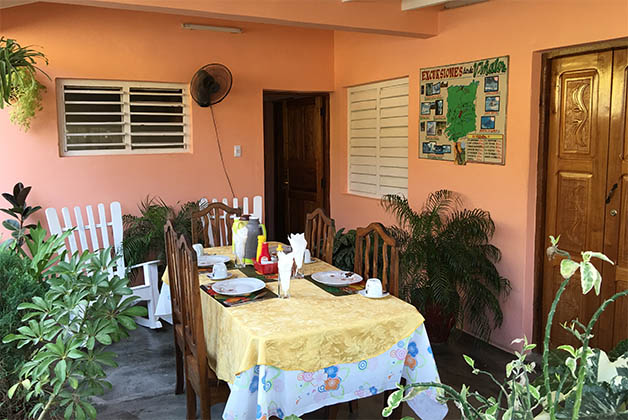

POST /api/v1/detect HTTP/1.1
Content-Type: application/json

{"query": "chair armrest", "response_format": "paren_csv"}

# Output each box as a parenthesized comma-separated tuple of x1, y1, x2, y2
(129, 260, 161, 270)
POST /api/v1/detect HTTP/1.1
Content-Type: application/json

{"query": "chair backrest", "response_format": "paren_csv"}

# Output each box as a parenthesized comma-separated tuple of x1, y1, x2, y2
(354, 222, 399, 297)
(191, 202, 242, 248)
(177, 234, 208, 376)
(164, 220, 183, 328)
(199, 195, 262, 221)
(45, 202, 125, 277)
(305, 208, 335, 264)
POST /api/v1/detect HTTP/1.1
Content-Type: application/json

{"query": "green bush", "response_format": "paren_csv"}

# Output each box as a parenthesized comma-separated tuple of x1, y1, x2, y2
(0, 245, 47, 418)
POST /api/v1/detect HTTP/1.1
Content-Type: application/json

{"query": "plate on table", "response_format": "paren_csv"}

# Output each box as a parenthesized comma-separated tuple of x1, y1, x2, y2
(358, 290, 390, 299)
(198, 255, 230, 267)
(310, 271, 363, 286)
(206, 272, 234, 281)
(211, 278, 265, 296)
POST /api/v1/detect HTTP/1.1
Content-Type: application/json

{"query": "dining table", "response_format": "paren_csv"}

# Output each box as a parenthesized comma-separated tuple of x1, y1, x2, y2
(154, 243, 448, 420)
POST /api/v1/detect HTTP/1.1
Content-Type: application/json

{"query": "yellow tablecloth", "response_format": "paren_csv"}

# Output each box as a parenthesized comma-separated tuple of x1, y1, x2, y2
(163, 246, 424, 383)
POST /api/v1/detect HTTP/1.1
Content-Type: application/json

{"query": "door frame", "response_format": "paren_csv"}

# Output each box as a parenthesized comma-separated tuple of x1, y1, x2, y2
(262, 90, 330, 240)
(532, 38, 628, 345)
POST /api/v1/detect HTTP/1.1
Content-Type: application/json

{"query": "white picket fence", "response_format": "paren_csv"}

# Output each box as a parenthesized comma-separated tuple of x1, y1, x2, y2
(198, 195, 263, 246)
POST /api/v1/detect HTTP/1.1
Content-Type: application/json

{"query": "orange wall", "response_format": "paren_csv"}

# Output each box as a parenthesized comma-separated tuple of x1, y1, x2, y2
(330, 0, 628, 350)
(0, 2, 333, 221)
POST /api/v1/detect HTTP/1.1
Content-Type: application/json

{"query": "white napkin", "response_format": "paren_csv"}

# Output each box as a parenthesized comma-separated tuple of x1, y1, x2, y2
(234, 227, 248, 263)
(288, 233, 307, 270)
(277, 251, 294, 296)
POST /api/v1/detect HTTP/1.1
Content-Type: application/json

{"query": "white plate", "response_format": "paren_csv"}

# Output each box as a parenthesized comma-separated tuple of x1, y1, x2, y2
(206, 272, 233, 281)
(358, 290, 390, 299)
(310, 271, 363, 286)
(211, 278, 266, 296)
(198, 255, 231, 267)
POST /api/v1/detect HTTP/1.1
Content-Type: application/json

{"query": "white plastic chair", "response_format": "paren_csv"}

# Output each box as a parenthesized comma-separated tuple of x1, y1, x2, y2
(45, 202, 162, 329)
(198, 195, 263, 247)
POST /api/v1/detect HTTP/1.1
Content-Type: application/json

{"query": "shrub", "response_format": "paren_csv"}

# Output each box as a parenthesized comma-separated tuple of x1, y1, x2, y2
(0, 245, 47, 418)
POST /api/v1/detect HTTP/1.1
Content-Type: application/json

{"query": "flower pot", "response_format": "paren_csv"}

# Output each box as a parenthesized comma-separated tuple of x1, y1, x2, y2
(423, 304, 456, 344)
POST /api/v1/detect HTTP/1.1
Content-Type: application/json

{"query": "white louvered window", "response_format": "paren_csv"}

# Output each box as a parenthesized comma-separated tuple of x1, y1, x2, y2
(57, 79, 190, 156)
(347, 77, 409, 198)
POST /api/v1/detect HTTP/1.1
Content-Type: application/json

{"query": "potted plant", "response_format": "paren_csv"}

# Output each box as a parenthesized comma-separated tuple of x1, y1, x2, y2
(382, 190, 510, 343)
(0, 37, 49, 131)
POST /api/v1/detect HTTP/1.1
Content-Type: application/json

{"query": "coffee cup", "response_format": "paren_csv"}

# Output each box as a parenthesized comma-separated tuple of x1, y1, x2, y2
(304, 249, 312, 264)
(365, 278, 383, 298)
(212, 262, 228, 279)
(192, 243, 204, 258)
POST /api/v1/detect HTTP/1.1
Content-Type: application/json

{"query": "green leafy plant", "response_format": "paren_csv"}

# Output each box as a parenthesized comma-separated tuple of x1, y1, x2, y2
(382, 190, 510, 341)
(332, 228, 356, 271)
(383, 236, 628, 420)
(1, 182, 42, 249)
(0, 243, 48, 419)
(0, 37, 49, 130)
(123, 196, 197, 273)
(3, 242, 147, 420)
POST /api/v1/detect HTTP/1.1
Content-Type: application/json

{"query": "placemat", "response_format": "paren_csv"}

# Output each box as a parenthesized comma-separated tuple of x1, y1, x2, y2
(305, 276, 366, 296)
(200, 284, 278, 307)
(238, 265, 277, 282)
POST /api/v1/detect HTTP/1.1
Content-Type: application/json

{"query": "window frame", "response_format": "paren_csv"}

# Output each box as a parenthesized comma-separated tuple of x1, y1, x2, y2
(346, 76, 409, 199)
(56, 79, 191, 157)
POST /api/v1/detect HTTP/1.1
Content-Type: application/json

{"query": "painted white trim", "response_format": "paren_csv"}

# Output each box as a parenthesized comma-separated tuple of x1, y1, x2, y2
(181, 23, 242, 33)
(57, 78, 191, 157)
(401, 0, 450, 10)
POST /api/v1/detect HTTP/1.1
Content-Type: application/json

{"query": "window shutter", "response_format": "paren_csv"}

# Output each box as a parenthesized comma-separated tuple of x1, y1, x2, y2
(348, 77, 408, 197)
(58, 80, 189, 156)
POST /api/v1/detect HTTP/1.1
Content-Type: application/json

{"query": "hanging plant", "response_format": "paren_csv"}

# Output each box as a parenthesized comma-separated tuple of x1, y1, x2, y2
(0, 37, 49, 130)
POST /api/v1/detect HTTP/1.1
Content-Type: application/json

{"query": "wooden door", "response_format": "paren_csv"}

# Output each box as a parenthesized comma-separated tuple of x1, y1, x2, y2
(542, 50, 613, 348)
(606, 48, 628, 348)
(279, 96, 327, 236)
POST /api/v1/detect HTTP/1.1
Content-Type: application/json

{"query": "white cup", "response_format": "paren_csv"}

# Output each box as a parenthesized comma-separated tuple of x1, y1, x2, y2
(212, 262, 228, 279)
(192, 243, 204, 259)
(304, 249, 312, 264)
(365, 278, 383, 298)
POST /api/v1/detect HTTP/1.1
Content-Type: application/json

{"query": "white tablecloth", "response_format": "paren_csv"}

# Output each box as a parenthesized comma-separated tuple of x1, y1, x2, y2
(154, 282, 173, 325)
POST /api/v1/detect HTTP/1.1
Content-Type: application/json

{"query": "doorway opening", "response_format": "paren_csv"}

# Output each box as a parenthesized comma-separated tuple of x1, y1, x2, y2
(263, 91, 330, 242)
(534, 39, 628, 350)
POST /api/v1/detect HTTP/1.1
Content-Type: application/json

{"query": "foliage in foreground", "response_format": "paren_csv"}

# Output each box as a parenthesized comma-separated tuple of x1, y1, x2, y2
(383, 236, 628, 420)
(3, 238, 147, 420)
(382, 190, 511, 341)
(1, 182, 41, 249)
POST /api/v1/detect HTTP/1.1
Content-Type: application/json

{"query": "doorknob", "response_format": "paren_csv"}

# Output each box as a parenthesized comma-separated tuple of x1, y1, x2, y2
(610, 209, 618, 216)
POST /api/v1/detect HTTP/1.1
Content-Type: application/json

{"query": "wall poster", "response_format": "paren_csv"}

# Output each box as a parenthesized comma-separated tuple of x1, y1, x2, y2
(419, 56, 508, 165)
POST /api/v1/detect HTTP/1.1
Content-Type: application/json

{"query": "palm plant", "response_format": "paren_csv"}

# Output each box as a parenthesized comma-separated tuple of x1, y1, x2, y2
(382, 190, 510, 342)
(122, 196, 197, 273)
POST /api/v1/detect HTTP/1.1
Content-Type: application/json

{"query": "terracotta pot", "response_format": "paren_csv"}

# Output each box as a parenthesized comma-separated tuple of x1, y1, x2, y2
(423, 304, 456, 344)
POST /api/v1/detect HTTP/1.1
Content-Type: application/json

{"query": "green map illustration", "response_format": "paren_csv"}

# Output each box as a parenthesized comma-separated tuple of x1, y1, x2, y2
(445, 80, 479, 143)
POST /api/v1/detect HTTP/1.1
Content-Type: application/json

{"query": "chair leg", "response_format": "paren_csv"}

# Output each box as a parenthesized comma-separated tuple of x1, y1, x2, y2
(326, 404, 340, 419)
(175, 340, 184, 395)
(186, 380, 197, 420)
(199, 382, 212, 420)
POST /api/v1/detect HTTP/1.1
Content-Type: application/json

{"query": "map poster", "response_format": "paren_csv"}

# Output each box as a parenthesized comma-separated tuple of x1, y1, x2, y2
(419, 56, 508, 165)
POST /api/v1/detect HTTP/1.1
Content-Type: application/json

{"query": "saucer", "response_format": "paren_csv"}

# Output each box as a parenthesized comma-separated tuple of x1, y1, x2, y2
(206, 272, 233, 281)
(358, 290, 389, 299)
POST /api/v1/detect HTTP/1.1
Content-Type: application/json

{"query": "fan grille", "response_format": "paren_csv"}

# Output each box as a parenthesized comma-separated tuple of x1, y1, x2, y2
(190, 63, 232, 107)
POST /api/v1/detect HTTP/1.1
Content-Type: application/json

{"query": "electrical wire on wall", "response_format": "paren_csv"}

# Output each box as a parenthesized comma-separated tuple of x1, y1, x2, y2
(210, 105, 235, 199)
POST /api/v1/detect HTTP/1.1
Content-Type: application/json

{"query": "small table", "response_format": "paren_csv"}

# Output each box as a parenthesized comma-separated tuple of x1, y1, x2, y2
(156, 246, 447, 420)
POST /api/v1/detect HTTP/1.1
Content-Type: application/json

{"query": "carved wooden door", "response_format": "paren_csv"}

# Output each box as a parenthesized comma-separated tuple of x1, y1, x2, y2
(543, 48, 627, 350)
(543, 50, 612, 348)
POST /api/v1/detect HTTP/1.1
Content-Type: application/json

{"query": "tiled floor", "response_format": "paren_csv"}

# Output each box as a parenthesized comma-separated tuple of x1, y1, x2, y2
(94, 325, 513, 420)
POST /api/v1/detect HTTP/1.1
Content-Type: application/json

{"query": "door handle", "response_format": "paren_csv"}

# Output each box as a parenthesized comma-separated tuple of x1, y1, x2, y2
(605, 183, 618, 204)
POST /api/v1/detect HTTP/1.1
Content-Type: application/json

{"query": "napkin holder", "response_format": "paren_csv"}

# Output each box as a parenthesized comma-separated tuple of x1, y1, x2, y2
(253, 259, 278, 275)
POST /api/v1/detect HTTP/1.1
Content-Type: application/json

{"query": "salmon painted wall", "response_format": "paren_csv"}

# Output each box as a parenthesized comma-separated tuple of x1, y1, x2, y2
(330, 0, 628, 350)
(0, 2, 333, 224)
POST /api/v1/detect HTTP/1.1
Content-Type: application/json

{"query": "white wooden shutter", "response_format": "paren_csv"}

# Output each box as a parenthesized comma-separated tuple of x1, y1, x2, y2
(348, 77, 408, 197)
(57, 79, 189, 156)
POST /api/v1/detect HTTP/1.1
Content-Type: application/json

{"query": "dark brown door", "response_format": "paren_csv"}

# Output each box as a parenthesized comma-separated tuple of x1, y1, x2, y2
(542, 48, 628, 350)
(279, 96, 327, 237)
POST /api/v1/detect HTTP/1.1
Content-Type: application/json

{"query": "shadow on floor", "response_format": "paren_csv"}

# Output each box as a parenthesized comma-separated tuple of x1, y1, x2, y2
(95, 325, 512, 420)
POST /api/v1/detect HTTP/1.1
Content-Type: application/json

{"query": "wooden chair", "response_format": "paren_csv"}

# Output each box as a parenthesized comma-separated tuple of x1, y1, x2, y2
(304, 208, 335, 264)
(191, 202, 242, 248)
(177, 234, 227, 419)
(164, 220, 184, 395)
(45, 202, 161, 329)
(353, 222, 400, 297)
